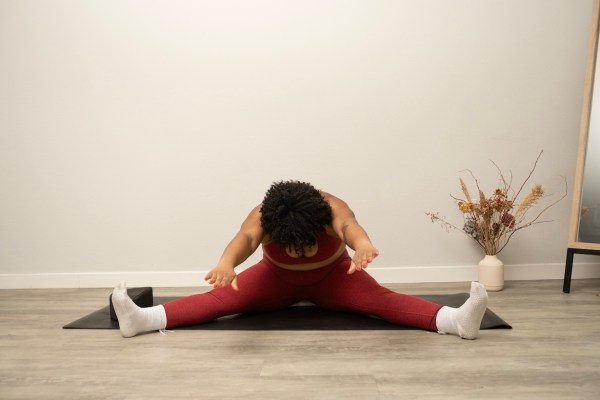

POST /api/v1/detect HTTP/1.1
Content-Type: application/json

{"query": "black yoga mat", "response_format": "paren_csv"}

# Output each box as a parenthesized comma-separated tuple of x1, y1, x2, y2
(63, 294, 511, 331)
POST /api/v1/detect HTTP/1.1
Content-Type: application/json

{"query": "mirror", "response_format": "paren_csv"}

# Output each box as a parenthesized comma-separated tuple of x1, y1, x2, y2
(578, 89, 600, 244)
(565, 0, 600, 292)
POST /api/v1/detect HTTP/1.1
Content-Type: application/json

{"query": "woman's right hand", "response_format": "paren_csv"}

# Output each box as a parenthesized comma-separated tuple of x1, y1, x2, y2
(204, 264, 239, 291)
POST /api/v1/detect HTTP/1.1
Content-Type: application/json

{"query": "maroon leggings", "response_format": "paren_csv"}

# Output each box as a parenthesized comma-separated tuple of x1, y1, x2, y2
(163, 251, 442, 331)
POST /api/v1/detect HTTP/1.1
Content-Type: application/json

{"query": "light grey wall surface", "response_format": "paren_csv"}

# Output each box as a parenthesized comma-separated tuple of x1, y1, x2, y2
(0, 0, 595, 277)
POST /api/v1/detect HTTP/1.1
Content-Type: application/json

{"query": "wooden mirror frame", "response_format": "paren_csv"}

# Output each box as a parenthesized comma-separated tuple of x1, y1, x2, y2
(564, 0, 600, 292)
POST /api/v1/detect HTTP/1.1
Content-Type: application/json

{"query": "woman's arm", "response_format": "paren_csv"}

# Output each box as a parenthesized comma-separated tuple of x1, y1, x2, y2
(204, 205, 265, 290)
(324, 193, 379, 274)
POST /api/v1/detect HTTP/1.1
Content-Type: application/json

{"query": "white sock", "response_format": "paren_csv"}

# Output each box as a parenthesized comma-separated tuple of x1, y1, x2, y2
(435, 281, 488, 340)
(111, 280, 167, 338)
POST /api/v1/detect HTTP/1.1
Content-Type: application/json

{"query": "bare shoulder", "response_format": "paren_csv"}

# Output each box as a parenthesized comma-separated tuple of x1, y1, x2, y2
(321, 192, 350, 210)
(240, 204, 265, 239)
(249, 203, 262, 216)
(321, 191, 342, 204)
(243, 204, 263, 226)
(321, 192, 355, 223)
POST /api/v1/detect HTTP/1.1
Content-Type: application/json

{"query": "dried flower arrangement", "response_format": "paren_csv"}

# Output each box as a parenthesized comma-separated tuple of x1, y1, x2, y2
(426, 151, 567, 255)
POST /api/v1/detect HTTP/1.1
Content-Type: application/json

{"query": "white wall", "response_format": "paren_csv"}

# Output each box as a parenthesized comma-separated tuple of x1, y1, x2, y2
(1, 0, 599, 288)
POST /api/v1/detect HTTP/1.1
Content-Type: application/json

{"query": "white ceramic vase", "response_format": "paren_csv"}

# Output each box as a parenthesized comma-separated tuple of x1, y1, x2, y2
(478, 254, 504, 291)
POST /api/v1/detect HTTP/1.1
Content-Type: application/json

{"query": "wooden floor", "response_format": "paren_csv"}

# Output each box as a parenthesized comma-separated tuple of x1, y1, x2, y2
(1, 279, 599, 400)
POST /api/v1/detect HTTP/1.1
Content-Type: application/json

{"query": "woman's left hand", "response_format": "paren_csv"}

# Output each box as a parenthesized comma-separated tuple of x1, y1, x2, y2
(347, 243, 379, 274)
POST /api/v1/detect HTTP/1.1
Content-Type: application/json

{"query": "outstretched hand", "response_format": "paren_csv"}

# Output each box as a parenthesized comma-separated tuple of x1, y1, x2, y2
(204, 264, 239, 291)
(347, 244, 379, 274)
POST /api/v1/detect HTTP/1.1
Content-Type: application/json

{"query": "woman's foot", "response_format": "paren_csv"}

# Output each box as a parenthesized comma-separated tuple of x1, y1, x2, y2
(435, 281, 488, 339)
(112, 281, 167, 338)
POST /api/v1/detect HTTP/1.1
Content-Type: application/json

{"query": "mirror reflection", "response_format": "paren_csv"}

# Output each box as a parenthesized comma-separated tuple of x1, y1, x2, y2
(578, 60, 600, 243)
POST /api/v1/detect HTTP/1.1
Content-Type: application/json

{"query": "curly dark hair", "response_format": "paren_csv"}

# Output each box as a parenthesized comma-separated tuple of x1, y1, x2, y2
(260, 180, 332, 257)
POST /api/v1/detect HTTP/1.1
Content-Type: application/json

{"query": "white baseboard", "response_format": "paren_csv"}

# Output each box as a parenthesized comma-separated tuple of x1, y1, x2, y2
(368, 262, 600, 283)
(1, 262, 599, 289)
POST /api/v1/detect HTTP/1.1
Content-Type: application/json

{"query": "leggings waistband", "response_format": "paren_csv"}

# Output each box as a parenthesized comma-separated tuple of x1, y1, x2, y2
(262, 250, 351, 286)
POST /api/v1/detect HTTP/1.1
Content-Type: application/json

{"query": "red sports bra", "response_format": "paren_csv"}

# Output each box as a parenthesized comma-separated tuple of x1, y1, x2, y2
(262, 231, 345, 265)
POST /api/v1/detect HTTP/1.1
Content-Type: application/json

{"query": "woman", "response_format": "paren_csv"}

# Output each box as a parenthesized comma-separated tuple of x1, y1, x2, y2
(112, 180, 488, 339)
